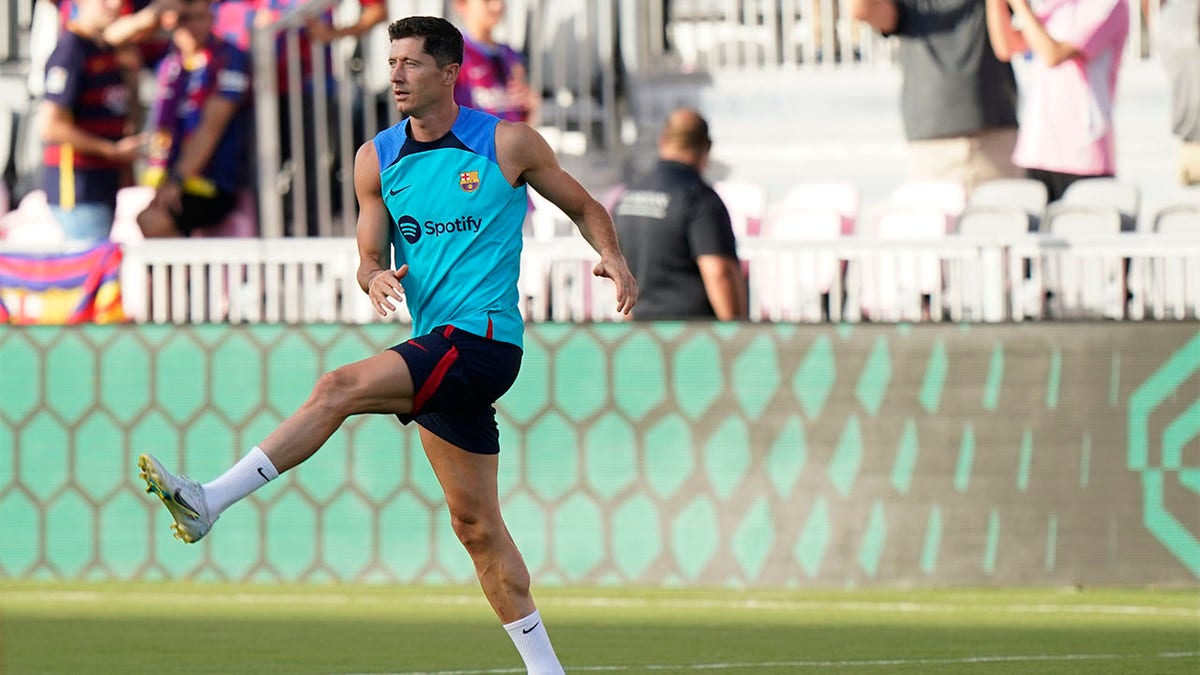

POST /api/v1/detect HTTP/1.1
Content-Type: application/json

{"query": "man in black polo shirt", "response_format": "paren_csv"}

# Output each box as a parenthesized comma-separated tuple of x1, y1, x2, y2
(613, 109, 747, 321)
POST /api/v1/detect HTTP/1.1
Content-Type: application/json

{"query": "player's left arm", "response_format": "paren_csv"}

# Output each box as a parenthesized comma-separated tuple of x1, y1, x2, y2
(496, 121, 638, 315)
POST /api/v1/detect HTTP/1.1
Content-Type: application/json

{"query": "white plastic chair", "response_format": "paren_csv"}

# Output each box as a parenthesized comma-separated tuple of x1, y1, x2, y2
(1150, 203, 1200, 319)
(714, 179, 768, 239)
(1042, 203, 1124, 318)
(755, 181, 859, 321)
(1059, 178, 1141, 232)
(966, 178, 1048, 232)
(857, 181, 962, 321)
(0, 189, 62, 246)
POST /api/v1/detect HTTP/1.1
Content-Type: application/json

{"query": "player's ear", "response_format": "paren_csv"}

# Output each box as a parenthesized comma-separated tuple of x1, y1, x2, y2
(443, 63, 460, 86)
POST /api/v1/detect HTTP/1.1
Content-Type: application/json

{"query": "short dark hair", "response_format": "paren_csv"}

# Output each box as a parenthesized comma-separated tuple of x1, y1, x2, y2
(387, 16, 464, 68)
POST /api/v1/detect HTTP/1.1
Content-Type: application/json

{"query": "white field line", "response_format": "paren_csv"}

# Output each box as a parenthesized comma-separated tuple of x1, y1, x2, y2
(337, 651, 1200, 675)
(6, 589, 1199, 619)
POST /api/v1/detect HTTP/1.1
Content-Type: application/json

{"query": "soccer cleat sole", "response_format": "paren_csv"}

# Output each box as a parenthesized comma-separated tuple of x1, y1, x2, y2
(138, 454, 201, 543)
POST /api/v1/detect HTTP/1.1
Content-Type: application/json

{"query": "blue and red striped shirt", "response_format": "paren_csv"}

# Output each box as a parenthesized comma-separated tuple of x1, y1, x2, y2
(41, 31, 134, 209)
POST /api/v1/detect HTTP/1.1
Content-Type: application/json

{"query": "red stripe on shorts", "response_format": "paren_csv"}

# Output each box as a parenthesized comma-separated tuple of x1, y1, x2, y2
(412, 345, 458, 414)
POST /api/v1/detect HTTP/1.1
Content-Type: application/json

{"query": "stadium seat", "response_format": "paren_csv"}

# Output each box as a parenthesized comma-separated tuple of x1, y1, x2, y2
(950, 207, 1031, 322)
(0, 190, 62, 246)
(1043, 202, 1122, 236)
(109, 186, 155, 245)
(1041, 202, 1124, 319)
(714, 179, 768, 239)
(1148, 202, 1200, 320)
(886, 179, 966, 223)
(1152, 203, 1200, 235)
(965, 178, 1047, 232)
(856, 180, 962, 321)
(751, 181, 859, 321)
(1059, 177, 1140, 232)
(774, 180, 860, 236)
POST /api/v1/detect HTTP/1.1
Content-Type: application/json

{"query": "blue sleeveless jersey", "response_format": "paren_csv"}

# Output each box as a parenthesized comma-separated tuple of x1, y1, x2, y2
(373, 107, 528, 348)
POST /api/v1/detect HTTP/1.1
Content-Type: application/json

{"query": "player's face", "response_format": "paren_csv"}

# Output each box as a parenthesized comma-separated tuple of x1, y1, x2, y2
(388, 37, 455, 117)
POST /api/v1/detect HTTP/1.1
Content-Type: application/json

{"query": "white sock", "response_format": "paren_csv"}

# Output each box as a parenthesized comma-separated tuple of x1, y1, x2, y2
(202, 446, 279, 517)
(503, 610, 563, 675)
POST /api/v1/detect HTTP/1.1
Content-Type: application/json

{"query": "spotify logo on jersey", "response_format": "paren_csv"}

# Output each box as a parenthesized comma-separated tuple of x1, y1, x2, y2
(397, 215, 421, 244)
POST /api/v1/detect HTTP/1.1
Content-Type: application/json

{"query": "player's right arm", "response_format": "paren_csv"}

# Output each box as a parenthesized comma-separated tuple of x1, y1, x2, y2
(353, 141, 408, 317)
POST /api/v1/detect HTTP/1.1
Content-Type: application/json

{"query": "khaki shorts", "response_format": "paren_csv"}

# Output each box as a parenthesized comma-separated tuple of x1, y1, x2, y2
(1181, 142, 1200, 186)
(908, 127, 1021, 195)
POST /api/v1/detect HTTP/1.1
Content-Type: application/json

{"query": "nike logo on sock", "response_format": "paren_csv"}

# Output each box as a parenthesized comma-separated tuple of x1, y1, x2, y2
(521, 622, 540, 634)
(257, 467, 272, 483)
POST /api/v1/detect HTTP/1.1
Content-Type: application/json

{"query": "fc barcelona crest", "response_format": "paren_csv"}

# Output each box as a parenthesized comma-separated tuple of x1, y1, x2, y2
(459, 170, 480, 193)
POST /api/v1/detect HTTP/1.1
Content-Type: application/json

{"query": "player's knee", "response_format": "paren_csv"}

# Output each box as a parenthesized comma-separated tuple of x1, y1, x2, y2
(309, 368, 357, 415)
(449, 510, 495, 555)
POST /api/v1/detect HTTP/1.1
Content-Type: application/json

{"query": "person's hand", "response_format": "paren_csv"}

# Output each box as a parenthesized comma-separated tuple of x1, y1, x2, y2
(1005, 0, 1031, 14)
(593, 256, 638, 316)
(506, 65, 540, 116)
(154, 178, 183, 215)
(368, 264, 408, 317)
(109, 133, 146, 164)
(152, 0, 181, 31)
(305, 18, 338, 43)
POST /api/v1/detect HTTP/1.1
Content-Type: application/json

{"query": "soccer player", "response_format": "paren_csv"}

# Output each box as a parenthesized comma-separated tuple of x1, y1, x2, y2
(138, 15, 637, 675)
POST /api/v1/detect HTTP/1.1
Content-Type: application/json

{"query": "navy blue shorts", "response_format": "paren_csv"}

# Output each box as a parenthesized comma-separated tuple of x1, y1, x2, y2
(389, 324, 522, 455)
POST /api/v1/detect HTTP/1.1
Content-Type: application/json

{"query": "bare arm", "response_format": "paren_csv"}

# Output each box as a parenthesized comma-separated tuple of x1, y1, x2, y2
(307, 2, 386, 42)
(697, 255, 747, 321)
(103, 0, 177, 47)
(170, 98, 240, 180)
(1004, 0, 1080, 66)
(497, 121, 638, 315)
(986, 0, 1027, 61)
(39, 101, 142, 163)
(848, 0, 898, 34)
(353, 141, 408, 317)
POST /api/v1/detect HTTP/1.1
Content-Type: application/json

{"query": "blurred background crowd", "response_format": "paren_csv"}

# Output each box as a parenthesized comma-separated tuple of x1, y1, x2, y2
(0, 0, 1196, 323)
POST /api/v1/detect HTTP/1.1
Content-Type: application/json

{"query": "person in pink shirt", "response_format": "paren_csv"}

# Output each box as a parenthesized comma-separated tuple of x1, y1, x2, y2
(986, 0, 1130, 201)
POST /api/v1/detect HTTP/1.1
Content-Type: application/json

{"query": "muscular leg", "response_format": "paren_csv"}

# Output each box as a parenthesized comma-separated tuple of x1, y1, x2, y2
(418, 426, 535, 623)
(260, 350, 416, 473)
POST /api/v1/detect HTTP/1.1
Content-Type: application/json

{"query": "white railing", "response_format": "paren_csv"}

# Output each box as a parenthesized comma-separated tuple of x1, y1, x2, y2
(110, 234, 1200, 325)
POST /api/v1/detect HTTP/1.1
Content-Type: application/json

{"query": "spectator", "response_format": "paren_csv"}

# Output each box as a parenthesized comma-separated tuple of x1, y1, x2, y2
(986, 0, 1130, 202)
(1159, 0, 1200, 185)
(39, 0, 144, 243)
(452, 0, 540, 124)
(252, 0, 386, 235)
(613, 109, 747, 321)
(850, 0, 1021, 194)
(137, 0, 252, 237)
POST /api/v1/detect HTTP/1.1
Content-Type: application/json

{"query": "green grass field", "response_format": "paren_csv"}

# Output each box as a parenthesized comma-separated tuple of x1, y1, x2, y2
(1, 581, 1197, 674)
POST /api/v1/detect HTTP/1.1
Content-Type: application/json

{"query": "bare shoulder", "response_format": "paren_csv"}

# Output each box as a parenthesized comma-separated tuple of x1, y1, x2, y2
(495, 120, 556, 174)
(355, 139, 379, 168)
(353, 140, 382, 196)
